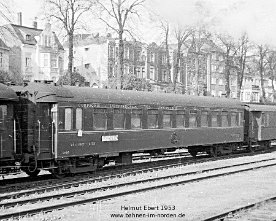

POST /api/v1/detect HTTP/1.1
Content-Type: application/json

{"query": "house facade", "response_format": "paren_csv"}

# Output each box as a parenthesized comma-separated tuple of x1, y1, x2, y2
(0, 14, 64, 82)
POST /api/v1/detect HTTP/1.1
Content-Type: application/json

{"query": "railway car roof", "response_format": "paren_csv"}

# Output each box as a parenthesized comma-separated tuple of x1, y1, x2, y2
(0, 83, 18, 101)
(18, 83, 243, 109)
(245, 104, 276, 112)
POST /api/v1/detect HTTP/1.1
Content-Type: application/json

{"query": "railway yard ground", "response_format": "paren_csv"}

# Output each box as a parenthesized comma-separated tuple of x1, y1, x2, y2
(1, 150, 276, 221)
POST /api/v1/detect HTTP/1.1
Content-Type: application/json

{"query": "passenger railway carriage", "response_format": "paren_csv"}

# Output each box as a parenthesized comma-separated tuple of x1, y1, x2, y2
(14, 83, 246, 177)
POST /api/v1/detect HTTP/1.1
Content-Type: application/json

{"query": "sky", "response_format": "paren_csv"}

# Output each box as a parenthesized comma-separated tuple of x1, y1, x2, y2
(9, 0, 276, 46)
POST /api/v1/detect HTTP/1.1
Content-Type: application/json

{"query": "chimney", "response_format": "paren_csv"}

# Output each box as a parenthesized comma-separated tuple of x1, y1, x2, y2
(33, 17, 38, 29)
(17, 12, 22, 26)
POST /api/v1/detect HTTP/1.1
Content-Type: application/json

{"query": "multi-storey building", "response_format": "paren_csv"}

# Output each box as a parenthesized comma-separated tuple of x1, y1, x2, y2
(0, 13, 64, 82)
(0, 39, 9, 73)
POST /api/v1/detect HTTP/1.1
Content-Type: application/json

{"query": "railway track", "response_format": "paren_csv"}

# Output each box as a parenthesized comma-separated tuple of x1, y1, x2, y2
(1, 157, 276, 220)
(204, 197, 276, 221)
(0, 148, 273, 198)
(0, 151, 191, 190)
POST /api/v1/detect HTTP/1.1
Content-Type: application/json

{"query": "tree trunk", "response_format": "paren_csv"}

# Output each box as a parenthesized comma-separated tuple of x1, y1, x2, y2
(165, 35, 171, 83)
(118, 31, 124, 89)
(68, 32, 74, 85)
(173, 44, 181, 92)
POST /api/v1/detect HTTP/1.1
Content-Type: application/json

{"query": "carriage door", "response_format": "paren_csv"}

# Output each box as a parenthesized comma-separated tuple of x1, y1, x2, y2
(51, 104, 58, 159)
(37, 103, 53, 159)
(251, 111, 262, 141)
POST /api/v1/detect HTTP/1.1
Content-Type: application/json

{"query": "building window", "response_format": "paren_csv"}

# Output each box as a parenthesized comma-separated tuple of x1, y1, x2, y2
(51, 54, 58, 68)
(25, 57, 31, 67)
(162, 54, 167, 64)
(150, 67, 154, 80)
(150, 52, 154, 62)
(85, 63, 90, 69)
(65, 108, 72, 131)
(43, 54, 49, 67)
(136, 67, 142, 78)
(124, 47, 129, 59)
(211, 64, 216, 72)
(142, 67, 145, 78)
(137, 50, 141, 61)
(211, 90, 216, 97)
(218, 79, 223, 85)
(245, 92, 251, 101)
(26, 34, 31, 41)
(109, 46, 114, 58)
(162, 70, 168, 82)
(76, 108, 82, 130)
(211, 77, 216, 85)
(124, 64, 129, 75)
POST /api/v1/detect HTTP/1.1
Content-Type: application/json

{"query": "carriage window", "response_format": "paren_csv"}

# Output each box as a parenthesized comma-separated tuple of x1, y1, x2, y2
(93, 108, 107, 130)
(163, 110, 172, 128)
(201, 111, 208, 127)
(76, 108, 82, 130)
(65, 108, 72, 130)
(231, 113, 237, 126)
(238, 112, 243, 126)
(131, 109, 142, 129)
(176, 110, 185, 128)
(113, 109, 125, 130)
(189, 111, 197, 128)
(221, 112, 228, 127)
(261, 113, 269, 127)
(148, 110, 159, 129)
(0, 105, 7, 128)
(211, 112, 218, 127)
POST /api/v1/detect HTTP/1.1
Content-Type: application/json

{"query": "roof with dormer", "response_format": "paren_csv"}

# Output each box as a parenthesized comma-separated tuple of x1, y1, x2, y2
(0, 24, 64, 50)
(9, 24, 43, 45)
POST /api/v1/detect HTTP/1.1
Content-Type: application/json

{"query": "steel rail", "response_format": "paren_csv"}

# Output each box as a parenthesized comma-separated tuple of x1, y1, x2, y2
(203, 196, 276, 221)
(1, 160, 276, 220)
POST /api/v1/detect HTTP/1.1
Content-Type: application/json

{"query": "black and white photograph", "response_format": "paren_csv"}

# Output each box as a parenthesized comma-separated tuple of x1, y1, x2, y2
(0, 0, 276, 220)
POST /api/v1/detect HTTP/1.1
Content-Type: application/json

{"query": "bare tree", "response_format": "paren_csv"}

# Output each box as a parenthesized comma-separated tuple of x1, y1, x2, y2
(234, 33, 250, 100)
(189, 28, 211, 95)
(97, 0, 145, 89)
(44, 0, 94, 85)
(216, 34, 237, 98)
(252, 44, 270, 102)
(0, 0, 13, 24)
(267, 50, 276, 101)
(160, 20, 171, 83)
(173, 25, 192, 92)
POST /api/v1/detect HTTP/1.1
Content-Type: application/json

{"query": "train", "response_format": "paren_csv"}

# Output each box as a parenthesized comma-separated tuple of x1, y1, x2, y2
(0, 82, 275, 178)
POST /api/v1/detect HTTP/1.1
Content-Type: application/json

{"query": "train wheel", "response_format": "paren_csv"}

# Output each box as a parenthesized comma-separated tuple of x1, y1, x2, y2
(188, 149, 198, 158)
(51, 168, 66, 179)
(207, 147, 217, 157)
(22, 161, 40, 177)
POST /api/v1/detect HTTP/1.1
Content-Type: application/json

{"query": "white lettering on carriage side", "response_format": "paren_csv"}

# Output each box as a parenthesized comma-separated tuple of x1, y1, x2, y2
(102, 135, 119, 142)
